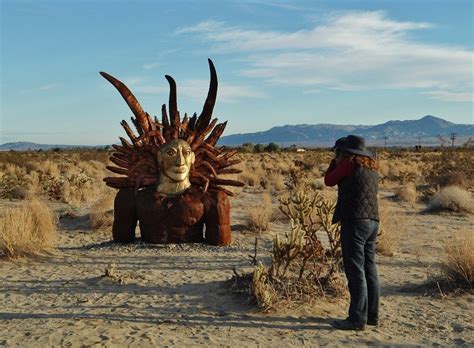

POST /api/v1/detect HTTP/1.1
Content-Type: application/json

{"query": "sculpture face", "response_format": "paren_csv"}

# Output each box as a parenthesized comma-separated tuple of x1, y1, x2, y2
(159, 139, 195, 182)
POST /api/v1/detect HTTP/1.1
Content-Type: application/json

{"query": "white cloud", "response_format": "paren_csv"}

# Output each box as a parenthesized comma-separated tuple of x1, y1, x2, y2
(134, 79, 265, 103)
(39, 83, 57, 90)
(143, 62, 160, 70)
(20, 83, 58, 94)
(424, 90, 474, 102)
(177, 11, 474, 102)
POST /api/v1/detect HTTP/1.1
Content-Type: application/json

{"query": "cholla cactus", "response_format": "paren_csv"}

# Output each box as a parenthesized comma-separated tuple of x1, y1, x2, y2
(275, 189, 341, 281)
(279, 190, 341, 260)
(314, 197, 341, 259)
(252, 262, 276, 309)
(270, 220, 305, 278)
(243, 177, 344, 309)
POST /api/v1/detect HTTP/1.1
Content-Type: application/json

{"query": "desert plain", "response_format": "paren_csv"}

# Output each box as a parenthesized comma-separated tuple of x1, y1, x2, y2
(0, 148, 473, 347)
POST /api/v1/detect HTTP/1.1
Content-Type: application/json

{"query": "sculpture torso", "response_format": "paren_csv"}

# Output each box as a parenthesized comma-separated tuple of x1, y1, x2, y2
(113, 186, 231, 246)
(137, 186, 206, 243)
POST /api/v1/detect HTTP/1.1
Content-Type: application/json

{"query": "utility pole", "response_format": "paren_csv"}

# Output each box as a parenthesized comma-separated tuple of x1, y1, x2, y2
(417, 136, 422, 147)
(383, 136, 388, 150)
(450, 133, 457, 148)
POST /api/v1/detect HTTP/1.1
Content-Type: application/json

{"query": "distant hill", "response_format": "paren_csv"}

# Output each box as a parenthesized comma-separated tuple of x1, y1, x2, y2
(0, 142, 106, 151)
(219, 115, 474, 147)
(1, 116, 472, 150)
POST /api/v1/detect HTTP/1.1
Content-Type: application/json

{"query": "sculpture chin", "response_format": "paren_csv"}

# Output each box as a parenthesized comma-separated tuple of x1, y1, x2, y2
(165, 168, 189, 182)
(157, 174, 192, 196)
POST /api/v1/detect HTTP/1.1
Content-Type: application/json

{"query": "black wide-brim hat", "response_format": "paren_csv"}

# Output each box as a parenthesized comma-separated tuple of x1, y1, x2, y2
(332, 137, 346, 151)
(342, 135, 373, 158)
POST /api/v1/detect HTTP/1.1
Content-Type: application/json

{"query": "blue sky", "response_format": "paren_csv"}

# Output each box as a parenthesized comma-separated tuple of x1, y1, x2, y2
(1, 0, 473, 145)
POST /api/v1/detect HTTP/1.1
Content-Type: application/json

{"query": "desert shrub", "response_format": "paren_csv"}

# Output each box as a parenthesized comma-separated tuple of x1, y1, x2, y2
(436, 171, 470, 188)
(294, 159, 315, 171)
(247, 192, 273, 232)
(311, 178, 325, 190)
(240, 143, 254, 153)
(0, 198, 57, 258)
(427, 186, 473, 213)
(426, 150, 474, 189)
(90, 191, 115, 232)
(268, 172, 285, 192)
(34, 159, 61, 177)
(254, 144, 266, 153)
(239, 171, 259, 187)
(378, 160, 389, 178)
(440, 232, 473, 291)
(0, 164, 29, 199)
(394, 183, 417, 205)
(62, 172, 95, 206)
(265, 142, 280, 153)
(377, 205, 403, 256)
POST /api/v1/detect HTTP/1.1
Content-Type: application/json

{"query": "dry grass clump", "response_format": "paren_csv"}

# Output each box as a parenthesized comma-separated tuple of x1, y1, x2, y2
(90, 191, 115, 232)
(377, 205, 403, 256)
(311, 177, 325, 190)
(394, 183, 417, 205)
(268, 172, 286, 192)
(378, 160, 389, 178)
(440, 232, 473, 291)
(436, 171, 470, 188)
(0, 198, 57, 259)
(0, 164, 29, 199)
(238, 171, 260, 187)
(427, 186, 473, 213)
(247, 192, 273, 232)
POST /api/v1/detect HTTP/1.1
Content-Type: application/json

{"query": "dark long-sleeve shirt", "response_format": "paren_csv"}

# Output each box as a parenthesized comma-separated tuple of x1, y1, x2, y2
(324, 158, 356, 187)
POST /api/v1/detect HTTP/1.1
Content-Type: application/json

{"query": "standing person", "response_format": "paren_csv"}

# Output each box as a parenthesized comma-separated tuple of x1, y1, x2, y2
(324, 135, 380, 330)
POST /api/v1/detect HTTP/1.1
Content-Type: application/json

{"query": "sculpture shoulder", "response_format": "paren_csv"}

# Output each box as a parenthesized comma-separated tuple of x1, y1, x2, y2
(205, 189, 230, 211)
(208, 189, 229, 201)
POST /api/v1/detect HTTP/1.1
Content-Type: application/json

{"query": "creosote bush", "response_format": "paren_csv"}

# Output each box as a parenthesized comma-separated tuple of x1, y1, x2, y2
(377, 205, 403, 256)
(247, 192, 273, 232)
(90, 190, 115, 232)
(427, 186, 473, 213)
(440, 232, 473, 291)
(0, 198, 57, 259)
(394, 183, 417, 206)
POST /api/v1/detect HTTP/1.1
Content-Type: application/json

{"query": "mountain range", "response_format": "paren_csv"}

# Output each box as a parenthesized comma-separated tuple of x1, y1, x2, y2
(219, 115, 473, 146)
(1, 116, 472, 151)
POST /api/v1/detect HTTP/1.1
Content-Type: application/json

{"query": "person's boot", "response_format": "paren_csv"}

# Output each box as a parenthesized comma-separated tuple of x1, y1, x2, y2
(367, 318, 379, 326)
(332, 319, 365, 330)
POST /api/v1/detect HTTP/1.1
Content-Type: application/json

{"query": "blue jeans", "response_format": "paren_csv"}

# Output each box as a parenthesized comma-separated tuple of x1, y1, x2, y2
(340, 219, 380, 324)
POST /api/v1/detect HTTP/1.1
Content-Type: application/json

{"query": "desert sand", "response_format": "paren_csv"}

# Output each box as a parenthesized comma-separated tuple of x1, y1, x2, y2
(0, 187, 473, 347)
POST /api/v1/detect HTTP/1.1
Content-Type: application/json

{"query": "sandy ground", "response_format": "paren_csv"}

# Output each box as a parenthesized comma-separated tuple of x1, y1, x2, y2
(0, 188, 473, 347)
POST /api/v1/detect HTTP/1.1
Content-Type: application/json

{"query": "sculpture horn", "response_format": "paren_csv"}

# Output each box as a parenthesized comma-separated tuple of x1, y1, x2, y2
(100, 71, 150, 133)
(165, 75, 179, 126)
(197, 59, 218, 129)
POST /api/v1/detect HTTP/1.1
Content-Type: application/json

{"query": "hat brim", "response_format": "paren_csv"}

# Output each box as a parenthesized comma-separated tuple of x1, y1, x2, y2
(343, 148, 373, 158)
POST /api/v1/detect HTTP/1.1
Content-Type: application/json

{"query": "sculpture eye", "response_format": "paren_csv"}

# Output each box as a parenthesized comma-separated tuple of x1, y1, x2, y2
(184, 150, 191, 156)
(166, 150, 175, 156)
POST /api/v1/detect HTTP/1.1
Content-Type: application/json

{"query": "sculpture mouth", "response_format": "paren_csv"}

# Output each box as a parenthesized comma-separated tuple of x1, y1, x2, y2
(173, 167, 188, 174)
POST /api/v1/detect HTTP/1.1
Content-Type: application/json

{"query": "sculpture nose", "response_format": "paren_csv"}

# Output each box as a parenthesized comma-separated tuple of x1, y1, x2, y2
(176, 150, 185, 165)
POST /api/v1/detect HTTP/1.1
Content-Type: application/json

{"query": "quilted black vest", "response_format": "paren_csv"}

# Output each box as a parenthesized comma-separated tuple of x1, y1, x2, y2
(332, 165, 379, 224)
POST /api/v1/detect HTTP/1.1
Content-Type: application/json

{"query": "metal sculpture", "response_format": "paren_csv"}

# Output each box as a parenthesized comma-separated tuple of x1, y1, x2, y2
(101, 59, 243, 246)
